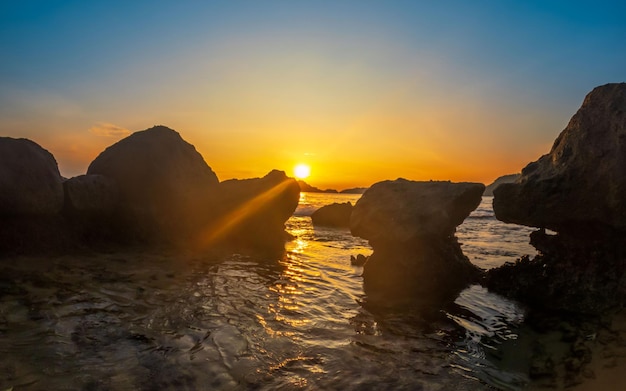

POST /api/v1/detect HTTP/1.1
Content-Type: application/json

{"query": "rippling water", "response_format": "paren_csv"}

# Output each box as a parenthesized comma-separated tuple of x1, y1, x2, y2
(0, 194, 538, 390)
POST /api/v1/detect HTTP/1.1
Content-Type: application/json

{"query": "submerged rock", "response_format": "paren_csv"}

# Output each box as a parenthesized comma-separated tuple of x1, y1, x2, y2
(351, 179, 484, 306)
(489, 83, 626, 315)
(311, 202, 353, 228)
(87, 125, 220, 241)
(0, 137, 64, 216)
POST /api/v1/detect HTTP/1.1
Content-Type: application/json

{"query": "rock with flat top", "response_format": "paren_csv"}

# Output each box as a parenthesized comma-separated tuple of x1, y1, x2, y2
(311, 202, 353, 228)
(350, 179, 484, 307)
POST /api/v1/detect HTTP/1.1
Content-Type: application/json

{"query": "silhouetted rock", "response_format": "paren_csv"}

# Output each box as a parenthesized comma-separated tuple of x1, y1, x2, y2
(351, 179, 485, 243)
(87, 125, 219, 241)
(351, 179, 484, 306)
(198, 170, 300, 253)
(0, 137, 64, 215)
(311, 202, 353, 228)
(350, 254, 368, 266)
(63, 174, 119, 216)
(483, 174, 519, 196)
(494, 83, 626, 232)
(488, 83, 626, 315)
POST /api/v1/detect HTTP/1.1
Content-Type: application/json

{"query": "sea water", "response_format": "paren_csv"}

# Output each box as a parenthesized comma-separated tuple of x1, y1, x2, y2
(0, 194, 538, 390)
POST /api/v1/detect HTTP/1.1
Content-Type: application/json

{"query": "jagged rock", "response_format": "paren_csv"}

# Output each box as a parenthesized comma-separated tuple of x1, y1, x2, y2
(488, 84, 626, 315)
(494, 83, 626, 232)
(87, 125, 219, 241)
(0, 137, 64, 215)
(351, 179, 484, 306)
(63, 174, 119, 215)
(350, 254, 368, 266)
(311, 202, 353, 228)
(197, 170, 300, 253)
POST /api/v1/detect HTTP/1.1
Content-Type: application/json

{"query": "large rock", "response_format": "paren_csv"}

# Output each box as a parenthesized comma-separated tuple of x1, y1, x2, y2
(87, 126, 219, 240)
(351, 179, 484, 306)
(351, 179, 485, 243)
(0, 137, 64, 215)
(494, 83, 626, 232)
(483, 174, 519, 196)
(196, 170, 300, 253)
(311, 202, 353, 228)
(487, 83, 626, 315)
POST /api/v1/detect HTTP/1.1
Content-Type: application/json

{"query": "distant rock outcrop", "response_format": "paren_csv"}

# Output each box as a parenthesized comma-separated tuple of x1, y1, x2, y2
(0, 137, 64, 216)
(488, 83, 626, 315)
(297, 180, 338, 193)
(87, 125, 220, 241)
(483, 174, 519, 196)
(351, 179, 484, 306)
(340, 187, 368, 194)
(311, 202, 353, 228)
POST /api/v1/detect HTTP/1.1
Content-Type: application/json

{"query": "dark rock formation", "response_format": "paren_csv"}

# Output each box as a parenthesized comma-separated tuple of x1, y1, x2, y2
(311, 202, 353, 228)
(488, 83, 626, 315)
(0, 137, 64, 215)
(197, 170, 300, 253)
(350, 254, 368, 266)
(493, 83, 626, 232)
(483, 174, 519, 196)
(351, 179, 484, 306)
(87, 125, 219, 241)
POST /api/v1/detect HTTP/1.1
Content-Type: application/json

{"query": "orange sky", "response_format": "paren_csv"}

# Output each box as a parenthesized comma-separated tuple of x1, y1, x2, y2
(1, 2, 624, 190)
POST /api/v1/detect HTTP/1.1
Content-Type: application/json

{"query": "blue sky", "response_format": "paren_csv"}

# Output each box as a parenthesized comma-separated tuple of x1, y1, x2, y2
(1, 1, 625, 187)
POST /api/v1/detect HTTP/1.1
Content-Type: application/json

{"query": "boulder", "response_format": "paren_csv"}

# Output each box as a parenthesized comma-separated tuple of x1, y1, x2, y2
(487, 83, 626, 315)
(63, 174, 119, 216)
(87, 125, 219, 241)
(0, 137, 64, 215)
(196, 170, 300, 253)
(351, 179, 485, 243)
(483, 174, 519, 196)
(311, 202, 353, 228)
(493, 83, 626, 232)
(351, 179, 484, 306)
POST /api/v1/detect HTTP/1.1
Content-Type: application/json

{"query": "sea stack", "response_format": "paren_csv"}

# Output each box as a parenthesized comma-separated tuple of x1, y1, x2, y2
(488, 83, 626, 314)
(351, 179, 484, 306)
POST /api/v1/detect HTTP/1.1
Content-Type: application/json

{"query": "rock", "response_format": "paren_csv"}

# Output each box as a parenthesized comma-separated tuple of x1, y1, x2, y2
(350, 254, 368, 266)
(311, 202, 353, 228)
(494, 83, 626, 232)
(483, 174, 519, 196)
(351, 179, 485, 243)
(297, 180, 338, 193)
(197, 170, 300, 253)
(63, 174, 119, 216)
(0, 137, 64, 215)
(487, 84, 626, 315)
(340, 187, 368, 194)
(350, 179, 484, 306)
(87, 125, 219, 241)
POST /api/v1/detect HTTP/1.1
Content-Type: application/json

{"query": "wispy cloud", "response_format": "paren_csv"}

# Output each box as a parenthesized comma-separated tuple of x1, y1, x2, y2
(88, 122, 131, 137)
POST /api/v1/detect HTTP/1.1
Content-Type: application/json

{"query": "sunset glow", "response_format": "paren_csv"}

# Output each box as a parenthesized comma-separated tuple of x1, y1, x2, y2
(0, 2, 624, 190)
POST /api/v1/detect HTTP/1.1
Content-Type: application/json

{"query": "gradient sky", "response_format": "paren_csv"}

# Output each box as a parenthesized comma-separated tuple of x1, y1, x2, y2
(1, 1, 625, 189)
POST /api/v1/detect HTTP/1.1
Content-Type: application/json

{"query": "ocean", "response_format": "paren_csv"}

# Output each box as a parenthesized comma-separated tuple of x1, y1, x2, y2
(0, 193, 539, 390)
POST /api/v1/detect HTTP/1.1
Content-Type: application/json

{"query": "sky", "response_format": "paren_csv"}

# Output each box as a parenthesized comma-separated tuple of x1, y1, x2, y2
(1, 1, 625, 190)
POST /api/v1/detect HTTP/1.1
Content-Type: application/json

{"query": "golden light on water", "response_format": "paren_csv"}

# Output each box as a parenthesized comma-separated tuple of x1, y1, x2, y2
(294, 164, 311, 179)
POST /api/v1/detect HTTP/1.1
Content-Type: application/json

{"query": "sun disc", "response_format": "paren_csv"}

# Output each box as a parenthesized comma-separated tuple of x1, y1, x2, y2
(294, 164, 311, 179)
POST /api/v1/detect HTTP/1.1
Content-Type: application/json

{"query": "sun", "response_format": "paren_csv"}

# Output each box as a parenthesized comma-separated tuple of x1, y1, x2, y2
(294, 164, 311, 179)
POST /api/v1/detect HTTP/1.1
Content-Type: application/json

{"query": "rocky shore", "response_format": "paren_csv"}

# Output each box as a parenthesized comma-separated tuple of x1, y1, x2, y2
(0, 126, 299, 256)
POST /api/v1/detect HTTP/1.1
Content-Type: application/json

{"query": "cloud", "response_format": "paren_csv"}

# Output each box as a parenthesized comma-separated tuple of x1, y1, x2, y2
(88, 122, 131, 137)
